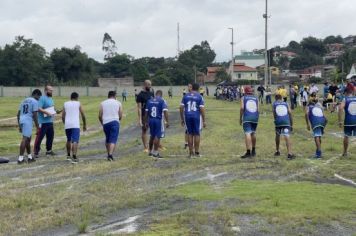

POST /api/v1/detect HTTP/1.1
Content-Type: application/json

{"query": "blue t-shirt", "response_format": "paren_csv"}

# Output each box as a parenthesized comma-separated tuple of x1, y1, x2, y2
(273, 101, 290, 127)
(308, 103, 326, 129)
(243, 95, 259, 123)
(146, 97, 168, 120)
(19, 97, 39, 124)
(181, 92, 205, 118)
(38, 95, 54, 124)
(344, 96, 356, 126)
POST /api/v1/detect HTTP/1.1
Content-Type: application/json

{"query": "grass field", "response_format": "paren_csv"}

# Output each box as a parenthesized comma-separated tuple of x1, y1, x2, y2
(0, 95, 355, 236)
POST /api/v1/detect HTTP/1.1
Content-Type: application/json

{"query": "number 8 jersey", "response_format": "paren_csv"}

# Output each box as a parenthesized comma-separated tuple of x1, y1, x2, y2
(146, 97, 168, 120)
(181, 92, 205, 118)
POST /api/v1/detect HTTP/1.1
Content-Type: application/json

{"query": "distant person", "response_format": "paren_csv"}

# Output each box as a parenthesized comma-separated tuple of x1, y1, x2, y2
(265, 86, 272, 104)
(273, 94, 295, 160)
(122, 89, 127, 102)
(323, 82, 330, 99)
(180, 83, 206, 158)
(289, 84, 296, 110)
(199, 87, 205, 96)
(240, 86, 259, 158)
(136, 80, 154, 152)
(145, 90, 169, 158)
(17, 89, 42, 164)
(168, 87, 173, 99)
(257, 84, 265, 104)
(305, 93, 327, 159)
(329, 83, 338, 102)
(134, 89, 138, 100)
(338, 85, 356, 157)
(34, 85, 59, 158)
(206, 86, 209, 96)
(62, 92, 87, 163)
(301, 87, 309, 107)
(99, 91, 123, 161)
(280, 85, 288, 102)
(182, 88, 186, 96)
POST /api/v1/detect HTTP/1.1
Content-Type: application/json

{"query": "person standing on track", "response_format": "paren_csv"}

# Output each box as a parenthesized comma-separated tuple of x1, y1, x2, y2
(305, 93, 327, 159)
(136, 80, 154, 153)
(338, 85, 356, 157)
(62, 92, 87, 163)
(273, 94, 295, 160)
(34, 85, 59, 158)
(17, 89, 42, 164)
(99, 91, 123, 161)
(240, 86, 259, 158)
(180, 83, 206, 158)
(145, 90, 169, 158)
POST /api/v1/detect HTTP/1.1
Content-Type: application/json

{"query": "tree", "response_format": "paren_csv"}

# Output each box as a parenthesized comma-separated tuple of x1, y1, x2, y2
(289, 52, 323, 70)
(286, 41, 302, 54)
(102, 54, 132, 78)
(277, 56, 289, 70)
(214, 67, 231, 83)
(301, 37, 327, 56)
(0, 36, 50, 86)
(130, 59, 150, 84)
(152, 69, 171, 85)
(323, 35, 344, 45)
(337, 47, 356, 74)
(50, 46, 95, 85)
(102, 33, 117, 60)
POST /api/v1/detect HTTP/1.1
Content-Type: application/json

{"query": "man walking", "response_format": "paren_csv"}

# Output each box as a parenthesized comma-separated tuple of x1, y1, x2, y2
(99, 91, 123, 161)
(180, 83, 206, 158)
(34, 85, 58, 158)
(338, 85, 356, 157)
(17, 89, 42, 164)
(240, 86, 259, 158)
(273, 94, 295, 160)
(136, 80, 154, 152)
(122, 89, 127, 102)
(62, 92, 87, 163)
(145, 90, 169, 158)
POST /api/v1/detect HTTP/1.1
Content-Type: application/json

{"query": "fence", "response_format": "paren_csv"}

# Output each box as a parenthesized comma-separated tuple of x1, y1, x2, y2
(0, 84, 325, 97)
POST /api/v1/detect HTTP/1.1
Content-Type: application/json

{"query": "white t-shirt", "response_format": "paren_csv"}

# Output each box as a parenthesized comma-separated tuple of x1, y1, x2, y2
(101, 99, 122, 125)
(302, 91, 309, 102)
(64, 101, 81, 129)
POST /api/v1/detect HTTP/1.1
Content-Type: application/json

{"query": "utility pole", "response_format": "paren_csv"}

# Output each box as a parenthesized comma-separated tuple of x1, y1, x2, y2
(228, 27, 234, 80)
(177, 22, 181, 57)
(263, 0, 269, 87)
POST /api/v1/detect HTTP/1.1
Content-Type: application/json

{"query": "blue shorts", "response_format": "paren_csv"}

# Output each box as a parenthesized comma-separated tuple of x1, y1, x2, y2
(275, 126, 291, 137)
(243, 122, 258, 134)
(65, 128, 80, 143)
(149, 118, 164, 139)
(312, 127, 324, 137)
(20, 122, 33, 138)
(344, 126, 356, 137)
(185, 116, 201, 136)
(103, 121, 120, 144)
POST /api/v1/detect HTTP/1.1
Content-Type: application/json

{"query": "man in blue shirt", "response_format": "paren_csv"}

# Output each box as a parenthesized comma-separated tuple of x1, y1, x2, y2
(145, 90, 169, 158)
(180, 83, 206, 158)
(338, 85, 356, 157)
(34, 85, 59, 158)
(17, 89, 42, 164)
(273, 94, 295, 160)
(240, 86, 259, 158)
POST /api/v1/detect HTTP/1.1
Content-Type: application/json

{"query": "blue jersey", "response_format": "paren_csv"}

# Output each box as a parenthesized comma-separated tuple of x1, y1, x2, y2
(181, 92, 205, 118)
(38, 95, 54, 124)
(344, 96, 356, 126)
(19, 97, 38, 124)
(146, 97, 168, 120)
(243, 95, 259, 123)
(308, 103, 326, 129)
(273, 101, 290, 127)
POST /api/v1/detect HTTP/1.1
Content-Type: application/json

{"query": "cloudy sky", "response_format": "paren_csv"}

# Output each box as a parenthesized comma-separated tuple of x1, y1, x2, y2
(0, 0, 355, 62)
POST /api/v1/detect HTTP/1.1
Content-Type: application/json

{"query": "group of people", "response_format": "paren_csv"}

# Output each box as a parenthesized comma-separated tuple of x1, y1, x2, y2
(239, 81, 356, 159)
(15, 78, 356, 164)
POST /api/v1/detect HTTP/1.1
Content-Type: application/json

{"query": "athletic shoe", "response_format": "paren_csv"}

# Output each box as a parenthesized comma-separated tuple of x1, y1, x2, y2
(195, 152, 201, 158)
(153, 153, 163, 159)
(27, 157, 36, 163)
(66, 156, 71, 161)
(148, 152, 153, 157)
(71, 156, 79, 163)
(287, 154, 295, 160)
(17, 159, 25, 164)
(107, 155, 114, 161)
(184, 144, 188, 149)
(34, 154, 39, 159)
(341, 153, 348, 158)
(274, 151, 281, 156)
(251, 149, 256, 157)
(46, 150, 56, 156)
(240, 152, 252, 159)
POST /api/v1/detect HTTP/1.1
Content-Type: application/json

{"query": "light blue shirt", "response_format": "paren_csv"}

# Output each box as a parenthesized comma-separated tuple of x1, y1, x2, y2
(38, 95, 54, 124)
(19, 97, 38, 124)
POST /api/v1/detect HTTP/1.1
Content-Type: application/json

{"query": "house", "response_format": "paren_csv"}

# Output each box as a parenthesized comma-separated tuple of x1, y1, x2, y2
(297, 65, 335, 80)
(256, 64, 280, 76)
(234, 51, 265, 68)
(274, 51, 298, 60)
(344, 35, 356, 46)
(204, 66, 221, 83)
(228, 63, 258, 81)
(326, 43, 344, 52)
(98, 77, 134, 87)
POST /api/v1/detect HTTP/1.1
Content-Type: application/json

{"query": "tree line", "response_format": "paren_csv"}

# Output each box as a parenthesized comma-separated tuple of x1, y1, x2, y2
(0, 34, 216, 86)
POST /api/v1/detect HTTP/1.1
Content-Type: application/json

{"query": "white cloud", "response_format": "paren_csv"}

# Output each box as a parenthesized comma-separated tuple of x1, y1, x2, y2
(0, 0, 354, 62)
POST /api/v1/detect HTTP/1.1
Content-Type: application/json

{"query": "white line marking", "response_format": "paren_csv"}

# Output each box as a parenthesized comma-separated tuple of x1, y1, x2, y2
(27, 177, 81, 189)
(334, 174, 356, 187)
(92, 215, 140, 232)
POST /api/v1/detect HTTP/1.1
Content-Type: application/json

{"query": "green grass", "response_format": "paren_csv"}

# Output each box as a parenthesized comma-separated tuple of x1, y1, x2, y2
(0, 95, 355, 235)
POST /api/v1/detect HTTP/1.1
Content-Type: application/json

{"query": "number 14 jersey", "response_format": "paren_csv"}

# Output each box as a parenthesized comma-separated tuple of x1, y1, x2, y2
(181, 92, 205, 118)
